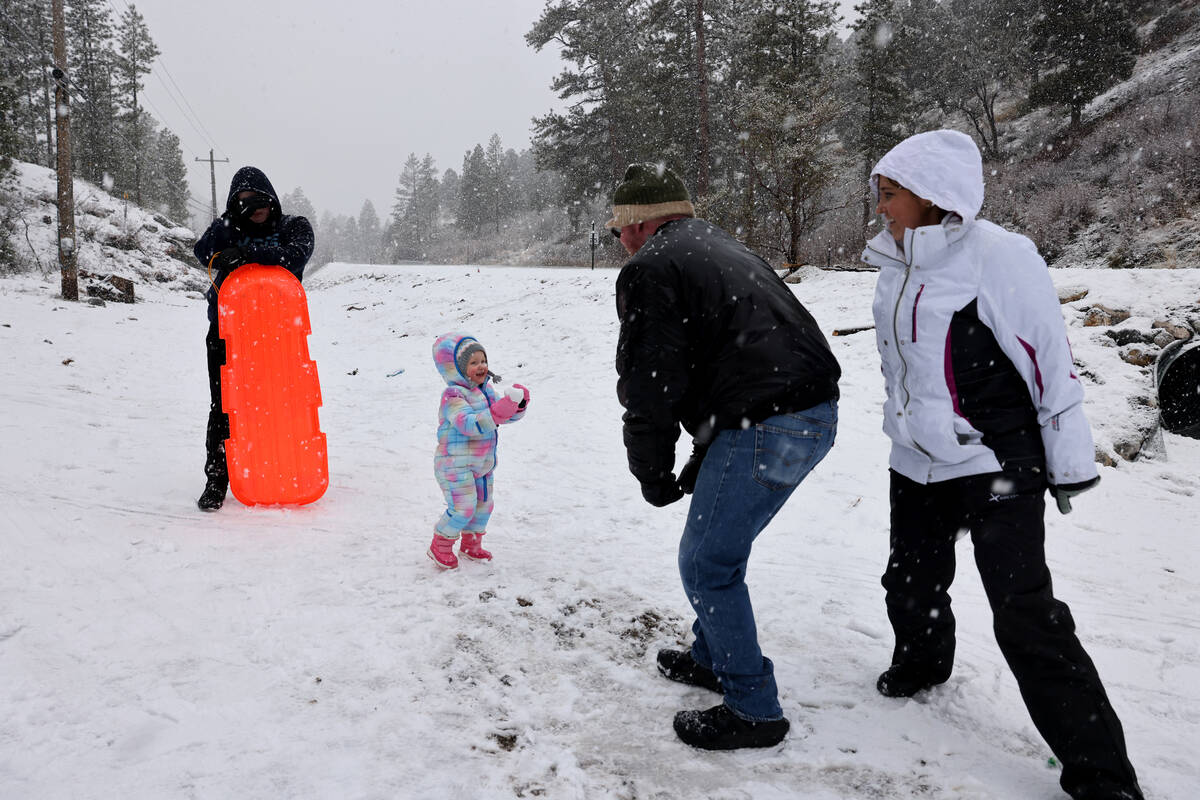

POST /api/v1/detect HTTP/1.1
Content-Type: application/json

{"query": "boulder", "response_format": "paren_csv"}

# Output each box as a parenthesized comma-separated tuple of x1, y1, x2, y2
(1104, 328, 1153, 346)
(1151, 319, 1193, 340)
(1119, 346, 1156, 367)
(1083, 304, 1131, 326)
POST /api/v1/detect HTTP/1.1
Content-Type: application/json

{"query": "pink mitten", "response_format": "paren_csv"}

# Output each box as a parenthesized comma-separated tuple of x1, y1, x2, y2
(512, 383, 531, 409)
(491, 394, 521, 424)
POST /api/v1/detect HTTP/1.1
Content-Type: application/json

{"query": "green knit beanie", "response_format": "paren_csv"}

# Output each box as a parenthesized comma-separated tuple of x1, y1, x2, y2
(605, 162, 695, 231)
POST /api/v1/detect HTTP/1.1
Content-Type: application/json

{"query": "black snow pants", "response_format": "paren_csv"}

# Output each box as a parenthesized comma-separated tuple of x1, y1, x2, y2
(883, 468, 1142, 800)
(204, 322, 229, 488)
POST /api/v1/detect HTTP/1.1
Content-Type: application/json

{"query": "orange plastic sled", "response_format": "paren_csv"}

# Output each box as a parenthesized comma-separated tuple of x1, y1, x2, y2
(218, 264, 328, 506)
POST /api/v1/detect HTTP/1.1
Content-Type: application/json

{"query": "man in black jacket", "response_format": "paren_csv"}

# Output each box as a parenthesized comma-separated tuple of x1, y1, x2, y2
(611, 163, 841, 750)
(193, 166, 314, 511)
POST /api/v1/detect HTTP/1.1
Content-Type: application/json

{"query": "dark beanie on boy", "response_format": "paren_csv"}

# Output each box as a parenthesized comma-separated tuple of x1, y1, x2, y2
(605, 163, 696, 231)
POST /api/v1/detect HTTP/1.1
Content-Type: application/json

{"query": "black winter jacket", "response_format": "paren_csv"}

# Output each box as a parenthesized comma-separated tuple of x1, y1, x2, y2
(194, 166, 314, 324)
(615, 218, 841, 488)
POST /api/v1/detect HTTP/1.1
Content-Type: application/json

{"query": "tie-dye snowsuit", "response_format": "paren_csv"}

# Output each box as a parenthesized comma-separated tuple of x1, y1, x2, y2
(432, 332, 525, 539)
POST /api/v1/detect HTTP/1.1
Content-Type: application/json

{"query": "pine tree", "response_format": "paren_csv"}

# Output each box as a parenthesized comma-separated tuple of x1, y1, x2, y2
(388, 153, 440, 258)
(388, 153, 422, 257)
(637, 0, 722, 196)
(1030, 0, 1138, 130)
(282, 187, 317, 221)
(357, 200, 381, 264)
(725, 0, 849, 262)
(842, 0, 911, 225)
(1, 0, 56, 168)
(146, 125, 188, 223)
(312, 210, 336, 268)
(457, 145, 488, 236)
(526, 0, 646, 208)
(438, 168, 460, 224)
(114, 4, 159, 203)
(67, 0, 119, 185)
(417, 153, 440, 239)
(0, 25, 20, 174)
(341, 216, 361, 263)
(483, 134, 511, 236)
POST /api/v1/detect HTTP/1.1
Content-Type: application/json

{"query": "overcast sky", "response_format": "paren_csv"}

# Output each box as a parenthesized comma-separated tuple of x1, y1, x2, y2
(131, 0, 859, 225)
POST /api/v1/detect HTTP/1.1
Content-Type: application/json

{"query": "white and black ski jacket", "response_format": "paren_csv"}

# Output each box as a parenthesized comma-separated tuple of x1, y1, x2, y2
(862, 131, 1097, 488)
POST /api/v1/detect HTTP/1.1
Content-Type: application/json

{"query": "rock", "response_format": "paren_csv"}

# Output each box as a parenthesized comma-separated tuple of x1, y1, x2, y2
(1083, 304, 1131, 326)
(1111, 400, 1164, 462)
(1057, 286, 1089, 303)
(83, 275, 135, 304)
(1119, 346, 1156, 367)
(1154, 329, 1177, 348)
(107, 275, 135, 303)
(1104, 328, 1153, 346)
(1151, 319, 1193, 340)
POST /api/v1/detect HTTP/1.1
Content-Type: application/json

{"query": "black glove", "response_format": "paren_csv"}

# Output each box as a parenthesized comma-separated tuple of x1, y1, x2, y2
(210, 247, 246, 273)
(678, 444, 709, 494)
(641, 478, 684, 507)
(1047, 475, 1100, 514)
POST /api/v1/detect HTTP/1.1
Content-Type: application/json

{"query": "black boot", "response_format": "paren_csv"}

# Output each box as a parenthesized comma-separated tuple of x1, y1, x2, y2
(673, 704, 788, 750)
(657, 649, 723, 693)
(876, 664, 951, 698)
(197, 479, 227, 511)
(199, 426, 228, 512)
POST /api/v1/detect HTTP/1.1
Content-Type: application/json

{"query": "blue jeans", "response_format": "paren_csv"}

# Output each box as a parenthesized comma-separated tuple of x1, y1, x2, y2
(680, 400, 837, 721)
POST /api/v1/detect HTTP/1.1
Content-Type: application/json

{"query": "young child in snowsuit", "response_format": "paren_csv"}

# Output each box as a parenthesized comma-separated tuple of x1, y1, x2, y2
(429, 332, 529, 569)
(862, 130, 1142, 800)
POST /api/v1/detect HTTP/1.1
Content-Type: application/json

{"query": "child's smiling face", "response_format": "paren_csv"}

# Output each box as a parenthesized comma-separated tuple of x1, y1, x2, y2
(465, 350, 489, 385)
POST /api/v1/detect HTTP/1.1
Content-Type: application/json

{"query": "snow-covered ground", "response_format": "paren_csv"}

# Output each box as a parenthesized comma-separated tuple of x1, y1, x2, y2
(1, 263, 1197, 799)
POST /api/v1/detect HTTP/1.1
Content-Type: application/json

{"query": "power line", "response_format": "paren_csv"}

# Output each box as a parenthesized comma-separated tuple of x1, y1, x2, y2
(6, 17, 174, 162)
(9, 5, 229, 216)
(155, 59, 225, 156)
(2, 15, 53, 66)
(137, 91, 201, 160)
(101, 0, 228, 161)
(186, 196, 212, 214)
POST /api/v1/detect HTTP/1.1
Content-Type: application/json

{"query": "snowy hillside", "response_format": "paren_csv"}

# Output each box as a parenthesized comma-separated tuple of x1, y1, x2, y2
(2, 162, 200, 299)
(1, 264, 1197, 799)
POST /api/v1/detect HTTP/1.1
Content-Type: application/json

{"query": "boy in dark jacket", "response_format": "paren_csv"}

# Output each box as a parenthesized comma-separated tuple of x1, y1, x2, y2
(193, 166, 314, 511)
(610, 163, 841, 750)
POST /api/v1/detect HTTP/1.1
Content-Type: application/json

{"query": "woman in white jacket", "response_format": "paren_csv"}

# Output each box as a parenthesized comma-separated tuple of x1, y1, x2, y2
(862, 130, 1142, 800)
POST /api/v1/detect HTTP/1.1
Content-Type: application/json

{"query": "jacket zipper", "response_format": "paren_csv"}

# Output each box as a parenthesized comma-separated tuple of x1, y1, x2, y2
(871, 237, 933, 459)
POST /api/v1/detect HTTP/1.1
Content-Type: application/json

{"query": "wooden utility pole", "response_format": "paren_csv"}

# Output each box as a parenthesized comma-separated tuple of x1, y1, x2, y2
(195, 149, 229, 219)
(51, 0, 78, 301)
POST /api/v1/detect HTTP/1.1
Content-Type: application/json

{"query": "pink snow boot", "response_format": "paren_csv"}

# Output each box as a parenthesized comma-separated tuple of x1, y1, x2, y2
(460, 532, 493, 561)
(427, 534, 459, 570)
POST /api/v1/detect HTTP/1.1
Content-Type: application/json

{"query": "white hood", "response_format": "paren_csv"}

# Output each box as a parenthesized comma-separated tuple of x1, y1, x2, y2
(870, 130, 984, 225)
